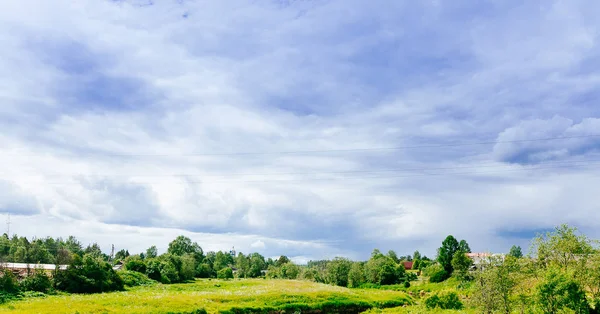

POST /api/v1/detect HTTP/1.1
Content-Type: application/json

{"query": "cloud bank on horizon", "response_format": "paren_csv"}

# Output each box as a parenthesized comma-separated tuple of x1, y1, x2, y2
(1, 0, 600, 261)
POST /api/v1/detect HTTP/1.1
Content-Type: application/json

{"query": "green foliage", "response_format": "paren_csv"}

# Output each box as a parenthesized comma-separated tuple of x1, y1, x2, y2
(275, 255, 290, 266)
(0, 269, 20, 294)
(196, 263, 214, 278)
(118, 270, 155, 287)
(168, 236, 203, 262)
(536, 269, 589, 314)
(214, 251, 234, 273)
(20, 269, 52, 293)
(280, 262, 300, 279)
(509, 245, 523, 258)
(217, 267, 234, 279)
(424, 292, 463, 310)
(423, 264, 448, 283)
(458, 240, 471, 253)
(532, 224, 594, 271)
(180, 254, 196, 281)
(159, 259, 180, 284)
(114, 249, 130, 261)
(413, 250, 422, 261)
(324, 257, 352, 287)
(348, 262, 366, 288)
(450, 250, 473, 280)
(53, 254, 124, 293)
(437, 235, 460, 276)
(146, 245, 158, 259)
(364, 253, 405, 285)
(473, 255, 521, 314)
(124, 255, 147, 273)
(300, 268, 323, 283)
(387, 250, 400, 263)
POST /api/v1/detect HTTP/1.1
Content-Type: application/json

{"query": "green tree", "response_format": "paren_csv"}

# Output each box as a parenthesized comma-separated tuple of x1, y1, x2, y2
(275, 255, 290, 267)
(365, 254, 405, 285)
(325, 257, 352, 287)
(217, 267, 233, 279)
(531, 224, 594, 271)
(472, 255, 521, 314)
(21, 268, 52, 293)
(437, 235, 460, 276)
(54, 254, 124, 293)
(180, 254, 196, 281)
(248, 253, 266, 278)
(536, 268, 589, 314)
(0, 269, 20, 294)
(214, 251, 234, 272)
(509, 245, 523, 258)
(84, 243, 105, 260)
(348, 262, 366, 288)
(451, 250, 473, 280)
(196, 263, 214, 278)
(413, 250, 422, 261)
(234, 252, 250, 278)
(459, 240, 471, 253)
(124, 255, 147, 273)
(280, 262, 300, 279)
(167, 236, 203, 262)
(387, 250, 400, 263)
(114, 249, 130, 261)
(146, 246, 158, 259)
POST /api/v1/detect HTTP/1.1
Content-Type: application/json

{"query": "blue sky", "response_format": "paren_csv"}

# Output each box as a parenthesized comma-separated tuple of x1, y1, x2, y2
(1, 0, 600, 262)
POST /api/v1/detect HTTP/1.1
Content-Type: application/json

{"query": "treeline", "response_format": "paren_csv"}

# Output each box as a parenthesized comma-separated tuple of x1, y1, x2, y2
(0, 233, 427, 300)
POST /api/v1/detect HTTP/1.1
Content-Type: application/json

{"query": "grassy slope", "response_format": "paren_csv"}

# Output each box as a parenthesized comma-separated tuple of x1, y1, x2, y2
(0, 279, 413, 314)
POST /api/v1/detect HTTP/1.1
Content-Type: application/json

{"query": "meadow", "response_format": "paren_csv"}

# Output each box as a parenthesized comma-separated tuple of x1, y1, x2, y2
(0, 279, 415, 314)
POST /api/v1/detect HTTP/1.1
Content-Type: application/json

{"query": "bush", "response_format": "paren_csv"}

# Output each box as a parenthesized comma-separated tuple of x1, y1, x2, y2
(118, 270, 155, 287)
(424, 264, 448, 283)
(124, 255, 147, 274)
(0, 269, 20, 294)
(217, 267, 233, 280)
(145, 257, 181, 284)
(20, 269, 52, 293)
(53, 254, 124, 293)
(364, 255, 405, 285)
(536, 269, 590, 314)
(425, 292, 463, 310)
(196, 263, 213, 278)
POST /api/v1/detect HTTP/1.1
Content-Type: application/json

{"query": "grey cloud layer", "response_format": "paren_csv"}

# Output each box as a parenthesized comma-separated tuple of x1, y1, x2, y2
(0, 0, 600, 259)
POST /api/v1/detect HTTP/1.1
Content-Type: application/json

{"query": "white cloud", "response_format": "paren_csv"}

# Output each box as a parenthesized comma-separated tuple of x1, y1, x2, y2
(250, 240, 266, 250)
(0, 0, 600, 260)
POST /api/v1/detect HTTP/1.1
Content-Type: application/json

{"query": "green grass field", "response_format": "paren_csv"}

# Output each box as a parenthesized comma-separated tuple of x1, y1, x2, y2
(0, 279, 414, 314)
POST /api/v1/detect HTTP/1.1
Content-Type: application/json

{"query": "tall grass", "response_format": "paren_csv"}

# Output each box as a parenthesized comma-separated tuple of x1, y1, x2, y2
(0, 279, 413, 314)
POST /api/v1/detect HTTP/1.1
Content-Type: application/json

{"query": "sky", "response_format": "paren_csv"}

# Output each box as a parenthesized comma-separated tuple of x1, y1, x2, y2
(1, 0, 600, 263)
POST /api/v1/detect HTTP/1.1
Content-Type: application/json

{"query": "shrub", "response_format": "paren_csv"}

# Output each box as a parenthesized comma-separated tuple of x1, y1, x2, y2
(280, 263, 300, 279)
(423, 264, 448, 283)
(160, 261, 180, 284)
(20, 269, 52, 293)
(364, 255, 405, 285)
(124, 255, 147, 274)
(0, 269, 20, 294)
(118, 270, 155, 287)
(425, 292, 463, 310)
(217, 268, 233, 280)
(196, 263, 213, 278)
(53, 254, 124, 293)
(536, 269, 590, 314)
(180, 254, 196, 281)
